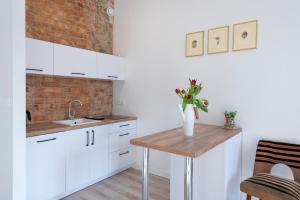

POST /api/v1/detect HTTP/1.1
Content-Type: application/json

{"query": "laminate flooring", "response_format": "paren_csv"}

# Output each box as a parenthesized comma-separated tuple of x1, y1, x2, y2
(62, 168, 170, 200)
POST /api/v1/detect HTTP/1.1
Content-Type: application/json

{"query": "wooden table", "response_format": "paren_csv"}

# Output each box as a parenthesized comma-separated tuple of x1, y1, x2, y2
(130, 124, 242, 200)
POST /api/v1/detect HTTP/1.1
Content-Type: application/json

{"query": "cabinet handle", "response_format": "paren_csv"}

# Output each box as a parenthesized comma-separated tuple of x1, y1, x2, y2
(119, 133, 130, 137)
(108, 75, 118, 79)
(119, 151, 130, 156)
(26, 68, 44, 72)
(86, 131, 89, 146)
(37, 138, 56, 143)
(71, 72, 86, 76)
(91, 130, 95, 145)
(119, 124, 130, 128)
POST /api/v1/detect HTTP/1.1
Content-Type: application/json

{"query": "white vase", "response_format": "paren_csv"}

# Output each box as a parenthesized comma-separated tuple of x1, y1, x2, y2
(179, 104, 195, 137)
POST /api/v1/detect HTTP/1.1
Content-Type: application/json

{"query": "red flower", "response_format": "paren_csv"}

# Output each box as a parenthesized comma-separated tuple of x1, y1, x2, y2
(175, 89, 180, 94)
(204, 100, 209, 107)
(191, 79, 197, 86)
(187, 95, 192, 99)
(181, 89, 186, 94)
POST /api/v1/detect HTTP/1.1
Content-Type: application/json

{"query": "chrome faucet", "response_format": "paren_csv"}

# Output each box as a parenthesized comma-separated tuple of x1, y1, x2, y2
(68, 100, 83, 120)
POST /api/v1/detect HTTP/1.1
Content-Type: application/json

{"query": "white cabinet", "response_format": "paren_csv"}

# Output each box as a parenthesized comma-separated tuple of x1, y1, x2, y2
(54, 44, 97, 78)
(90, 125, 109, 181)
(26, 38, 54, 75)
(109, 121, 137, 173)
(27, 133, 66, 200)
(65, 125, 109, 193)
(110, 147, 136, 173)
(97, 53, 127, 80)
(27, 121, 135, 199)
(26, 38, 127, 80)
(65, 128, 91, 192)
(110, 129, 137, 153)
(110, 120, 137, 133)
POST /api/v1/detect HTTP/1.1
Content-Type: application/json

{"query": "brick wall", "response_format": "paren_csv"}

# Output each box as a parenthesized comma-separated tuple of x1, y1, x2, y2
(26, 0, 115, 123)
(26, 0, 113, 53)
(27, 75, 113, 123)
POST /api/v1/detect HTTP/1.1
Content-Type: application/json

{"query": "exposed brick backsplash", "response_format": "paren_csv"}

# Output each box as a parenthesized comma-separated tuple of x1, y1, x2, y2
(26, 0, 115, 123)
(26, 0, 113, 54)
(27, 75, 113, 123)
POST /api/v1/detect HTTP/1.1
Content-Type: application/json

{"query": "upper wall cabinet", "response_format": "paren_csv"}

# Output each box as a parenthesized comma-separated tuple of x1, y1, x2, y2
(97, 53, 127, 81)
(54, 44, 97, 79)
(26, 38, 127, 81)
(26, 38, 54, 75)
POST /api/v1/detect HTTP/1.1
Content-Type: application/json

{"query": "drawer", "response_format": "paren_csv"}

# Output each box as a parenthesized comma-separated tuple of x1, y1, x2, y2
(110, 120, 137, 133)
(110, 129, 137, 153)
(27, 132, 64, 144)
(110, 147, 136, 173)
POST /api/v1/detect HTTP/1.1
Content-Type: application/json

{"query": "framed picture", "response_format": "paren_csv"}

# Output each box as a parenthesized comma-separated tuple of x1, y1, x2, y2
(233, 20, 258, 51)
(208, 26, 229, 54)
(185, 31, 204, 57)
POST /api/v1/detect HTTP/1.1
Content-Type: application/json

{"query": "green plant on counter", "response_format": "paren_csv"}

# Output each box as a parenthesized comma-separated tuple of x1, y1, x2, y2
(224, 111, 237, 129)
(224, 111, 237, 119)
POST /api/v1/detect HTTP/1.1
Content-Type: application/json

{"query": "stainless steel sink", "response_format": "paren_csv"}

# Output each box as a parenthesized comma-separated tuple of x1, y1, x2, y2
(53, 118, 99, 126)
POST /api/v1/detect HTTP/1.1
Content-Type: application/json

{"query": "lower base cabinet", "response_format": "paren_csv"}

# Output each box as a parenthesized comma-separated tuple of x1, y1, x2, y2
(90, 126, 109, 181)
(27, 121, 137, 200)
(27, 133, 66, 200)
(66, 126, 110, 193)
(65, 128, 92, 193)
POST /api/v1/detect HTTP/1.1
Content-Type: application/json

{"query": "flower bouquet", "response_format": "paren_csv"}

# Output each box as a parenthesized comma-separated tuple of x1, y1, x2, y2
(175, 79, 209, 136)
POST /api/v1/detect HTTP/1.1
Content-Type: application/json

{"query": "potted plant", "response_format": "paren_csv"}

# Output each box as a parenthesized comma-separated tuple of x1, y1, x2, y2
(224, 111, 237, 129)
(175, 79, 209, 136)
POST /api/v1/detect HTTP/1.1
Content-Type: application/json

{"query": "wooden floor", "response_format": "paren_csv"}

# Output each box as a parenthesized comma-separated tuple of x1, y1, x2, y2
(62, 168, 170, 200)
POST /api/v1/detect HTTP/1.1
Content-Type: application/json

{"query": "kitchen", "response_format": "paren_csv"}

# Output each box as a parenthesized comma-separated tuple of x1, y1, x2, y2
(25, 1, 140, 199)
(2, 0, 300, 200)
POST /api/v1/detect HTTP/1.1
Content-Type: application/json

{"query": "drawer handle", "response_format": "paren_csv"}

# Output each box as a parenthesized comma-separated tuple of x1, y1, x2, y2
(108, 75, 118, 79)
(119, 124, 130, 128)
(119, 133, 130, 137)
(26, 68, 44, 72)
(71, 72, 86, 76)
(119, 151, 130, 156)
(37, 138, 56, 143)
(86, 131, 89, 146)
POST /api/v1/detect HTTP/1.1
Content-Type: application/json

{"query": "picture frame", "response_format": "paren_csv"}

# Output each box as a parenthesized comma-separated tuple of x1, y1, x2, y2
(233, 20, 258, 51)
(207, 26, 229, 54)
(185, 31, 204, 57)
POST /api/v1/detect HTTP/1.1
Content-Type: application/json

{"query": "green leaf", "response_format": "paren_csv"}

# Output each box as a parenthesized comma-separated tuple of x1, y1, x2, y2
(182, 98, 188, 111)
(194, 99, 208, 112)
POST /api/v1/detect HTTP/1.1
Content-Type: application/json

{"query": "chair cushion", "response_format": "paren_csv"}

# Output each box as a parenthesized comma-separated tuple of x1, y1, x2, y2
(241, 173, 300, 200)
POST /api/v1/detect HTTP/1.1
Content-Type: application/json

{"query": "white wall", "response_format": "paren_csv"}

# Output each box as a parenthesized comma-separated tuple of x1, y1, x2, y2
(0, 0, 26, 199)
(113, 0, 300, 179)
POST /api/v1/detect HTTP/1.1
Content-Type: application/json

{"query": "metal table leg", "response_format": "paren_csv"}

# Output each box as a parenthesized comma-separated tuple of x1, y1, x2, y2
(184, 157, 193, 200)
(143, 148, 149, 200)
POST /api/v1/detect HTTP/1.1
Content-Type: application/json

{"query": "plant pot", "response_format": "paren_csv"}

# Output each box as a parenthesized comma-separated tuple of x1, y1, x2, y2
(224, 116, 236, 129)
(179, 104, 195, 136)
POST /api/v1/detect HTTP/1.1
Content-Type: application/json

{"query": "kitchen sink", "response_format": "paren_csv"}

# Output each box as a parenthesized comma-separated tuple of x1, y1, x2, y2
(53, 118, 99, 126)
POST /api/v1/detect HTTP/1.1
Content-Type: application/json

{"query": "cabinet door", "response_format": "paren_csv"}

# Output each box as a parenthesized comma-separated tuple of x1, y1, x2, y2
(97, 53, 127, 80)
(89, 125, 109, 181)
(65, 128, 91, 192)
(26, 38, 54, 75)
(27, 133, 65, 200)
(54, 44, 97, 78)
